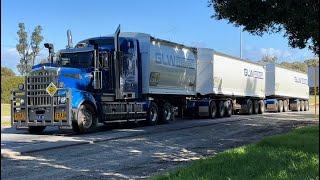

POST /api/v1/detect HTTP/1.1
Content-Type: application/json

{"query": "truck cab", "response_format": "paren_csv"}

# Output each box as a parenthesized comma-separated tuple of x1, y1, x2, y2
(11, 27, 152, 134)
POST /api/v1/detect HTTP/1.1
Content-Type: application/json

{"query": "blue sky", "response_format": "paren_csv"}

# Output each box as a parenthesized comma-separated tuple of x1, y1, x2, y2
(1, 0, 317, 74)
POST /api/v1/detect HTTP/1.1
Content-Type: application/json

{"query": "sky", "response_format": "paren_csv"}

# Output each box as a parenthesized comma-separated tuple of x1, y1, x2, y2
(1, 0, 317, 74)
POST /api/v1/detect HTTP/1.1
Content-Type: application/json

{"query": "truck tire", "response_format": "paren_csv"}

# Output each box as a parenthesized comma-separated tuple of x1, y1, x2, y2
(283, 100, 288, 112)
(304, 101, 309, 111)
(73, 104, 97, 133)
(300, 100, 304, 111)
(146, 102, 159, 125)
(217, 101, 225, 117)
(209, 101, 217, 119)
(246, 99, 253, 115)
(253, 100, 259, 114)
(28, 126, 46, 134)
(278, 100, 283, 112)
(296, 101, 300, 111)
(225, 100, 232, 117)
(258, 100, 264, 114)
(160, 102, 174, 123)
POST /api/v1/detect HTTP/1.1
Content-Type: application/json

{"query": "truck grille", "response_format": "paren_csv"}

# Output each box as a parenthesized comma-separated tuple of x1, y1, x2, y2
(27, 72, 56, 106)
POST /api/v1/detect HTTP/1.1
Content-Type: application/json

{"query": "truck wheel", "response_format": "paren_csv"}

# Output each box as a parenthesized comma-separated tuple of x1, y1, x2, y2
(246, 99, 253, 115)
(209, 101, 217, 119)
(304, 101, 309, 111)
(28, 126, 46, 134)
(147, 102, 159, 125)
(225, 100, 232, 117)
(258, 100, 264, 114)
(300, 101, 304, 111)
(253, 100, 259, 114)
(73, 104, 97, 133)
(278, 100, 283, 112)
(296, 101, 300, 111)
(217, 101, 225, 117)
(160, 102, 174, 123)
(283, 100, 288, 112)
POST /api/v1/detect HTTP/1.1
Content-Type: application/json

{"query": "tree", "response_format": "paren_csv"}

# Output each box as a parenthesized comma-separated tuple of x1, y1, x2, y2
(1, 67, 15, 77)
(16, 23, 43, 75)
(208, 0, 319, 55)
(259, 54, 278, 64)
(30, 25, 44, 66)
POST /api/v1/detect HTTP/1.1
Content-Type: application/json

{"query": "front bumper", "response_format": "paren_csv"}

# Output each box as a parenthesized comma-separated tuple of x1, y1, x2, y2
(11, 88, 73, 128)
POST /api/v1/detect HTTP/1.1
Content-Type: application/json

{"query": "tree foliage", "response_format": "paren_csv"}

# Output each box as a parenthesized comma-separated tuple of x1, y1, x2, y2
(260, 54, 278, 64)
(16, 23, 43, 75)
(209, 0, 319, 55)
(1, 67, 24, 103)
(1, 67, 15, 77)
(258, 56, 319, 73)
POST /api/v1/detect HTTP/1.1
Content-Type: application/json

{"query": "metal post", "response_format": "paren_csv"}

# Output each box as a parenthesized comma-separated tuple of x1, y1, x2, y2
(314, 67, 317, 117)
(240, 27, 242, 59)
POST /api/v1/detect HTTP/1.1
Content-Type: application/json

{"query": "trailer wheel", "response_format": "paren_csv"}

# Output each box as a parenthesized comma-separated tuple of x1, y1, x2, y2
(160, 102, 174, 123)
(278, 100, 283, 112)
(300, 100, 304, 111)
(253, 100, 259, 114)
(28, 126, 46, 134)
(296, 100, 300, 111)
(217, 101, 225, 117)
(147, 102, 159, 125)
(225, 100, 232, 117)
(73, 104, 97, 133)
(283, 100, 288, 112)
(246, 99, 253, 115)
(258, 100, 264, 114)
(209, 101, 217, 119)
(304, 101, 309, 111)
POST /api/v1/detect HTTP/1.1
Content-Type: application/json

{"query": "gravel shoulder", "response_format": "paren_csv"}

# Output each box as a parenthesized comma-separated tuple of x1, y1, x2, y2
(1, 111, 318, 180)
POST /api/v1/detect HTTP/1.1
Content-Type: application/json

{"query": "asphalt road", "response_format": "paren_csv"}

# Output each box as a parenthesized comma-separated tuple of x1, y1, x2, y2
(1, 111, 318, 180)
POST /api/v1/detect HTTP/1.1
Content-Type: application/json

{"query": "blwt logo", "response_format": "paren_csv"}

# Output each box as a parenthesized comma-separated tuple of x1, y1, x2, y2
(244, 68, 264, 79)
(294, 76, 307, 85)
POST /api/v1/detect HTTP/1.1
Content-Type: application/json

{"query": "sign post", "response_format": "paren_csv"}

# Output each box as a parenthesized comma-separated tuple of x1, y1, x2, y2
(315, 67, 317, 118)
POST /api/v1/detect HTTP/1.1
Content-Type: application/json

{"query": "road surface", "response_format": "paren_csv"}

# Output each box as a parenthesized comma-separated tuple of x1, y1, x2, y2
(1, 111, 318, 179)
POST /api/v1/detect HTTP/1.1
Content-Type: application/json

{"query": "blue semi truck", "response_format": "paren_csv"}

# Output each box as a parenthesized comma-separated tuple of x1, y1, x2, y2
(11, 26, 199, 133)
(11, 26, 308, 134)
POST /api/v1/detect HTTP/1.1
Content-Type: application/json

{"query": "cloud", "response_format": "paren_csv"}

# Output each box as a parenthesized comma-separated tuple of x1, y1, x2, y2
(260, 48, 292, 59)
(1, 46, 48, 74)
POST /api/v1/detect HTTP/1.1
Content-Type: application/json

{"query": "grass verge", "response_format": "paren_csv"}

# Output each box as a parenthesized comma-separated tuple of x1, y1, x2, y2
(153, 125, 319, 180)
(1, 103, 10, 117)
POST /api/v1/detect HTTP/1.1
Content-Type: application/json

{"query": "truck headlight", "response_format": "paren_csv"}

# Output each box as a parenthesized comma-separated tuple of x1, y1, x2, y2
(20, 99, 25, 105)
(59, 97, 66, 104)
(18, 84, 24, 90)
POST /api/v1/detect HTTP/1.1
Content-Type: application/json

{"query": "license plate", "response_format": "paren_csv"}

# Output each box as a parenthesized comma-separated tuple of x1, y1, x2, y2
(14, 112, 25, 121)
(55, 112, 66, 120)
(36, 115, 44, 120)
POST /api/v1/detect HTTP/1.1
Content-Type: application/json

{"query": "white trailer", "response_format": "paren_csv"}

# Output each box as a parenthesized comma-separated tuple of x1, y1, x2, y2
(186, 48, 265, 118)
(265, 63, 309, 112)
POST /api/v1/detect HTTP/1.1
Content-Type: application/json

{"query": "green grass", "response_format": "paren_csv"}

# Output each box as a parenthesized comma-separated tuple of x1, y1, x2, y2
(153, 125, 319, 180)
(1, 120, 11, 126)
(309, 95, 319, 105)
(1, 103, 10, 117)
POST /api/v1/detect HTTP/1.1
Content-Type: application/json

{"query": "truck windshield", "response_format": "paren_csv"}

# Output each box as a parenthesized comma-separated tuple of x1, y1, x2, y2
(59, 51, 93, 68)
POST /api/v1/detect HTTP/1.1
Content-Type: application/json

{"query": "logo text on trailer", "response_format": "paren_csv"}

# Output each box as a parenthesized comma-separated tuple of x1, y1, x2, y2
(294, 76, 308, 85)
(244, 68, 264, 79)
